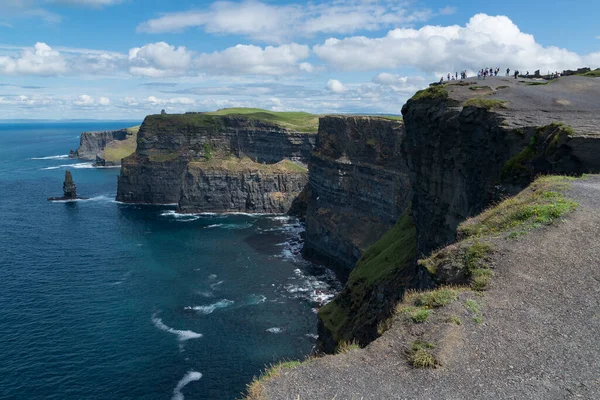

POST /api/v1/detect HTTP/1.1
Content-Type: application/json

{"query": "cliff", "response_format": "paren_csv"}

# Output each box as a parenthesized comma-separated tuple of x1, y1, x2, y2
(116, 109, 316, 212)
(70, 126, 140, 166)
(309, 75, 600, 352)
(249, 74, 600, 399)
(303, 116, 410, 273)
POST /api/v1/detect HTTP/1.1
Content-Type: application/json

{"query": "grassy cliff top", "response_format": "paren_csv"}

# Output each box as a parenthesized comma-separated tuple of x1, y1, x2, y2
(149, 108, 319, 133)
(101, 125, 140, 164)
(189, 156, 308, 174)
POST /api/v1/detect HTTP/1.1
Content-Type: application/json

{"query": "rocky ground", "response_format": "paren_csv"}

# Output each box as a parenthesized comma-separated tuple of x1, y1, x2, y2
(448, 75, 600, 136)
(261, 175, 600, 399)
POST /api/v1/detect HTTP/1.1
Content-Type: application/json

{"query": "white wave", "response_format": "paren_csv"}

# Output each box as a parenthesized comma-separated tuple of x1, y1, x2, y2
(197, 290, 214, 298)
(31, 154, 69, 160)
(247, 294, 267, 305)
(151, 314, 203, 341)
(49, 195, 114, 204)
(185, 299, 234, 315)
(266, 327, 284, 334)
(210, 280, 224, 289)
(160, 210, 200, 222)
(42, 162, 94, 170)
(305, 333, 319, 339)
(205, 224, 224, 228)
(172, 371, 202, 400)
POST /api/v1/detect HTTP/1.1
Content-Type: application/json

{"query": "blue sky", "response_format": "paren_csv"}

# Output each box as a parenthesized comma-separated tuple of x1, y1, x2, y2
(0, 0, 599, 119)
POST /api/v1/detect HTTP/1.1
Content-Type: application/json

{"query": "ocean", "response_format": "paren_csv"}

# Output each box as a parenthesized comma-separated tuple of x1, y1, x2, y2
(0, 122, 340, 400)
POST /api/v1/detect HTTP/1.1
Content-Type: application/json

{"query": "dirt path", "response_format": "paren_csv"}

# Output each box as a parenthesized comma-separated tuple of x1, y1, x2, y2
(262, 175, 600, 399)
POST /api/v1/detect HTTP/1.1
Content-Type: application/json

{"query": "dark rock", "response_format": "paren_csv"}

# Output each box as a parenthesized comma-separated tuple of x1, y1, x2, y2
(116, 114, 315, 212)
(72, 129, 128, 160)
(303, 116, 410, 273)
(48, 170, 87, 201)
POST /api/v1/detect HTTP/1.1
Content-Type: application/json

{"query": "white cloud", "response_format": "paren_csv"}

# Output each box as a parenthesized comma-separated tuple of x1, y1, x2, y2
(195, 43, 310, 75)
(0, 42, 67, 75)
(147, 96, 195, 105)
(74, 94, 95, 106)
(326, 79, 347, 93)
(137, 0, 435, 43)
(314, 14, 600, 73)
(129, 42, 193, 77)
(0, 0, 123, 25)
(98, 96, 110, 105)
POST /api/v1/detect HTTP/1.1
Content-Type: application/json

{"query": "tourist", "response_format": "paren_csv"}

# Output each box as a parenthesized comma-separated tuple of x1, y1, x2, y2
(506, 68, 510, 76)
(477, 70, 481, 79)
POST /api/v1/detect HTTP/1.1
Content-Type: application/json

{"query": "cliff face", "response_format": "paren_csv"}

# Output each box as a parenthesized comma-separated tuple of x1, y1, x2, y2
(178, 160, 308, 213)
(116, 113, 315, 211)
(304, 116, 411, 272)
(316, 75, 600, 351)
(402, 76, 600, 255)
(71, 129, 128, 160)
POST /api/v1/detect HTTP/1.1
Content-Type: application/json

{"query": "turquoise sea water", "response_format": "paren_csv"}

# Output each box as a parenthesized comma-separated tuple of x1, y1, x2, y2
(0, 123, 339, 400)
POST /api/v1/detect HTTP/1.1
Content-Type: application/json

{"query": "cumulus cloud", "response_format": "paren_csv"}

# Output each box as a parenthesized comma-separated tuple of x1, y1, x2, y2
(137, 0, 435, 43)
(195, 43, 310, 75)
(314, 14, 600, 73)
(98, 96, 110, 105)
(0, 42, 67, 75)
(326, 79, 347, 93)
(129, 42, 193, 77)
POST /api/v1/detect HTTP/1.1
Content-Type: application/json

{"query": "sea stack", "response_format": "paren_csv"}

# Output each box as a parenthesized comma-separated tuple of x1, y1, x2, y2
(63, 170, 77, 198)
(48, 170, 87, 201)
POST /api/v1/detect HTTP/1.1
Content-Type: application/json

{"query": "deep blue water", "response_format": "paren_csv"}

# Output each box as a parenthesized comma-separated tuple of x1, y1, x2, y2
(0, 123, 339, 400)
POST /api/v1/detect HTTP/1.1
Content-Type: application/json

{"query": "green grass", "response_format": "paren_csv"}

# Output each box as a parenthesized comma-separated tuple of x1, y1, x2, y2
(407, 341, 438, 368)
(578, 68, 600, 77)
(147, 152, 179, 162)
(459, 176, 578, 239)
(471, 268, 494, 291)
(447, 315, 462, 325)
(525, 80, 556, 85)
(190, 157, 307, 174)
(346, 208, 416, 286)
(335, 340, 361, 354)
(469, 86, 491, 90)
(205, 108, 320, 133)
(464, 299, 481, 314)
(411, 85, 448, 101)
(245, 360, 302, 400)
(400, 306, 432, 323)
(464, 98, 508, 110)
(100, 125, 140, 164)
(413, 288, 458, 308)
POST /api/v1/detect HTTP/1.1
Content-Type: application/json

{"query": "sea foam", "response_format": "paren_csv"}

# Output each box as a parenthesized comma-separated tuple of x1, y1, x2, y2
(172, 371, 202, 400)
(30, 154, 69, 160)
(151, 314, 203, 341)
(185, 299, 234, 315)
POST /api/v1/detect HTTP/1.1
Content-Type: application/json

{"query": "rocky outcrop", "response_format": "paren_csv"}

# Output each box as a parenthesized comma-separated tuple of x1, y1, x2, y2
(70, 129, 128, 160)
(402, 75, 600, 255)
(48, 170, 87, 201)
(116, 113, 315, 211)
(304, 116, 410, 273)
(178, 161, 308, 213)
(316, 75, 600, 352)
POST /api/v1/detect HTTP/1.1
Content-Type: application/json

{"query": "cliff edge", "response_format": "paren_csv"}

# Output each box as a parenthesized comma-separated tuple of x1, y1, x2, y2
(116, 109, 317, 213)
(258, 175, 600, 399)
(250, 75, 600, 399)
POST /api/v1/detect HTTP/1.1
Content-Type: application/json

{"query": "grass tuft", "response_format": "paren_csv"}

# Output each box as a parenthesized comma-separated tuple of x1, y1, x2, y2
(245, 360, 302, 400)
(407, 341, 438, 368)
(411, 85, 448, 101)
(459, 176, 578, 239)
(399, 306, 432, 323)
(414, 288, 458, 308)
(335, 340, 361, 354)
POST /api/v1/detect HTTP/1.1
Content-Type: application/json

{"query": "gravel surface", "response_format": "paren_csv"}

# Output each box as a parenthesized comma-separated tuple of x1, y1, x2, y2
(262, 175, 600, 400)
(449, 75, 600, 136)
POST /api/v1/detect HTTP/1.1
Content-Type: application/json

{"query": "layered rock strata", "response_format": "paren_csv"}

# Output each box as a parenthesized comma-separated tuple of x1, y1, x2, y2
(116, 114, 315, 212)
(303, 116, 410, 273)
(70, 129, 128, 160)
